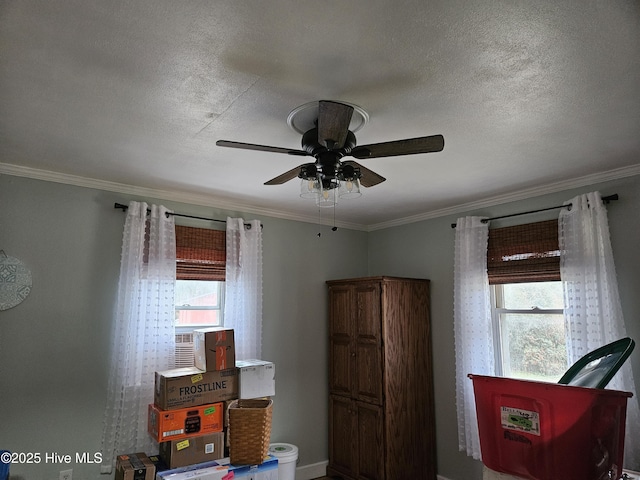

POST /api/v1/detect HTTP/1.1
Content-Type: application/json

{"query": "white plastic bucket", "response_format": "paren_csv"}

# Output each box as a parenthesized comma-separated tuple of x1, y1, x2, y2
(268, 443, 298, 480)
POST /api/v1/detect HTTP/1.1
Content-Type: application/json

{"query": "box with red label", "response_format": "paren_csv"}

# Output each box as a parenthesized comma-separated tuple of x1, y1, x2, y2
(159, 432, 225, 469)
(148, 402, 224, 443)
(194, 328, 235, 371)
(155, 367, 238, 410)
(217, 456, 279, 480)
(115, 452, 155, 480)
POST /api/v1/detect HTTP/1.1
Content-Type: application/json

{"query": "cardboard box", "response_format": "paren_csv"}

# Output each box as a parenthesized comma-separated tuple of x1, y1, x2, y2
(115, 452, 155, 480)
(194, 328, 235, 371)
(146, 454, 168, 478)
(217, 456, 278, 480)
(159, 432, 225, 469)
(155, 463, 230, 480)
(155, 367, 238, 410)
(236, 359, 275, 399)
(148, 403, 224, 443)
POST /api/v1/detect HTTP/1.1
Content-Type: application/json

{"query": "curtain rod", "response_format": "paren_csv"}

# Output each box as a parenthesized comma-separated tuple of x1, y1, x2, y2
(113, 203, 261, 229)
(450, 194, 618, 229)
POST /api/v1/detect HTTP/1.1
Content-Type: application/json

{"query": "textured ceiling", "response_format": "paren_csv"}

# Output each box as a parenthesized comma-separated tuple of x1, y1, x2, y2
(1, 1, 639, 229)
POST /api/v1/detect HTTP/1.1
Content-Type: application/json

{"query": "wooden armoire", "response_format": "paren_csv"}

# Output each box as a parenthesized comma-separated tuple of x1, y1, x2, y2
(326, 276, 436, 480)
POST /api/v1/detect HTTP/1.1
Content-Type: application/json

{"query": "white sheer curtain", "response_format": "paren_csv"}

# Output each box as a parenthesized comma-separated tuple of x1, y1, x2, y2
(559, 191, 640, 470)
(224, 217, 263, 360)
(453, 216, 494, 459)
(100, 201, 176, 473)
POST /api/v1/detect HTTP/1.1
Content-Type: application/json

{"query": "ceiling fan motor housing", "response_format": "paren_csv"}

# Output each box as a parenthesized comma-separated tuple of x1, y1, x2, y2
(301, 128, 356, 154)
(300, 128, 360, 183)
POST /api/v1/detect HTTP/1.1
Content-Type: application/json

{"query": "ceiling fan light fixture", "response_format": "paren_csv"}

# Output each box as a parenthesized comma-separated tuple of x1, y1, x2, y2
(316, 178, 339, 208)
(300, 178, 320, 199)
(338, 177, 362, 199)
(299, 163, 320, 198)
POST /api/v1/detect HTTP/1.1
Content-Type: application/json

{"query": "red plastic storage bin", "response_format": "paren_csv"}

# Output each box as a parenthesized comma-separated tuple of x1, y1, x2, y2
(469, 374, 632, 480)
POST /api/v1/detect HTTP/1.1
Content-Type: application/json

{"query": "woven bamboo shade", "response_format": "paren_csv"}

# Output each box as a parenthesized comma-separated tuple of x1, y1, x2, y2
(175, 225, 226, 281)
(487, 219, 560, 284)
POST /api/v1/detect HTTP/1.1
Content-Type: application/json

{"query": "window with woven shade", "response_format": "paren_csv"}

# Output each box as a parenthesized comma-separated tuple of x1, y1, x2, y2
(487, 219, 560, 285)
(174, 225, 226, 367)
(488, 219, 566, 382)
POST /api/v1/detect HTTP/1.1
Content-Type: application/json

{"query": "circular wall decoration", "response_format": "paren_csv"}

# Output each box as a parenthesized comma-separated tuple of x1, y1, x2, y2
(0, 252, 32, 311)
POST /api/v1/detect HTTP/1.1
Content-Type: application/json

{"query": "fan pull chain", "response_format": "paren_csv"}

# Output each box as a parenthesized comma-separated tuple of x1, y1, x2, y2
(316, 206, 338, 237)
(332, 203, 338, 231)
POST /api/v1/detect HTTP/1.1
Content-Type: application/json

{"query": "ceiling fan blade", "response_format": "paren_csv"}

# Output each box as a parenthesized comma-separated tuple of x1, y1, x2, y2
(216, 140, 309, 157)
(350, 134, 444, 159)
(343, 161, 386, 187)
(317, 100, 354, 150)
(264, 165, 305, 185)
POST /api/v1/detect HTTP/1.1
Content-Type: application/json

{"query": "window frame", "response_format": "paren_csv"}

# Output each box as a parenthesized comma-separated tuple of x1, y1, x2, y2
(490, 282, 564, 379)
(174, 279, 225, 334)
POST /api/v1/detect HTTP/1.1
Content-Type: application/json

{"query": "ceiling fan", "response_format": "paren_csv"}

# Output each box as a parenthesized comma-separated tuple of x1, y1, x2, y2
(216, 100, 444, 194)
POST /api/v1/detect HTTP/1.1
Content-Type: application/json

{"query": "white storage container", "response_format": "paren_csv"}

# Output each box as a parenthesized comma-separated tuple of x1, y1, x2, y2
(268, 443, 298, 480)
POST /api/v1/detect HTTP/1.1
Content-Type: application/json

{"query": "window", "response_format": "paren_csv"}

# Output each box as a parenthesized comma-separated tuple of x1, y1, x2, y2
(487, 220, 568, 382)
(174, 225, 226, 367)
(174, 279, 225, 368)
(491, 282, 566, 381)
(175, 280, 224, 329)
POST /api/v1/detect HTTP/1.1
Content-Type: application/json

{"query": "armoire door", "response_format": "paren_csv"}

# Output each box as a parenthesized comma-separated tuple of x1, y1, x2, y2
(329, 284, 354, 397)
(353, 282, 383, 405)
(328, 394, 357, 478)
(355, 400, 384, 480)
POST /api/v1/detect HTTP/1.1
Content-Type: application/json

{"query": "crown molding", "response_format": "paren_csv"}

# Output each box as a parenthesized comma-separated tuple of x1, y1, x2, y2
(367, 163, 640, 231)
(2, 162, 639, 232)
(0, 162, 368, 230)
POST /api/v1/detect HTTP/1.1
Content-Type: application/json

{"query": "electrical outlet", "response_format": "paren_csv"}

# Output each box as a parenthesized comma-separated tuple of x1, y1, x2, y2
(59, 468, 72, 480)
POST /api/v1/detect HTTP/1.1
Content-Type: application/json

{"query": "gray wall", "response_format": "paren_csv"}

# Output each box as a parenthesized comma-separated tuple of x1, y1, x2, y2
(1, 172, 639, 480)
(0, 174, 368, 480)
(367, 174, 640, 479)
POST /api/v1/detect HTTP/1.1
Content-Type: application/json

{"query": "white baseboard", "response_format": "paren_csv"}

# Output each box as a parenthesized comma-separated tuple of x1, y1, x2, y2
(437, 476, 453, 480)
(295, 460, 329, 480)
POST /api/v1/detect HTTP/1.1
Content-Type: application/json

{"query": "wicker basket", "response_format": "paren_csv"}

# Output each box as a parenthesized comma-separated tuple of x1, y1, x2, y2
(228, 398, 273, 465)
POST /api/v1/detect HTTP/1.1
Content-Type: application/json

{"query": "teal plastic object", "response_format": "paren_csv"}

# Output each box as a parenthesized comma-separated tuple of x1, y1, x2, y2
(558, 337, 635, 389)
